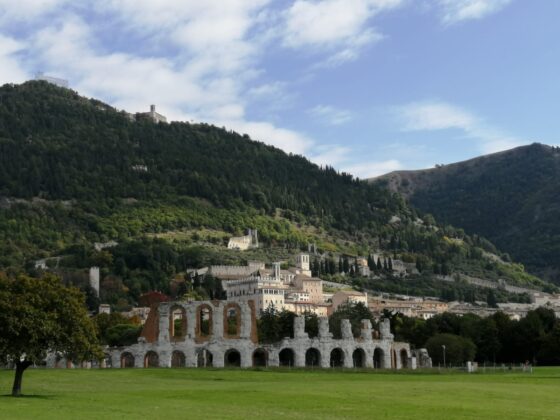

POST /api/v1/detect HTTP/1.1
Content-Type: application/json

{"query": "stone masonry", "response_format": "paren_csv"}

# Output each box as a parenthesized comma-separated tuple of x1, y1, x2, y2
(80, 300, 431, 370)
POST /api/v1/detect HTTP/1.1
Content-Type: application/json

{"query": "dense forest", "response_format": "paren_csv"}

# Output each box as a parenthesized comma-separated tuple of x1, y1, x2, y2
(0, 81, 549, 304)
(375, 143, 560, 284)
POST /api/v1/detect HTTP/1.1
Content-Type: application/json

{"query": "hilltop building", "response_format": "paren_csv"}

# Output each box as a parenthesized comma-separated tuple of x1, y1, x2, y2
(136, 105, 167, 123)
(35, 72, 69, 88)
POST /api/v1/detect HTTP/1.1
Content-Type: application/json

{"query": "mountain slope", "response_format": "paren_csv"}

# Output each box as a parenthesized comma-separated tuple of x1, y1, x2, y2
(0, 81, 547, 300)
(374, 143, 560, 283)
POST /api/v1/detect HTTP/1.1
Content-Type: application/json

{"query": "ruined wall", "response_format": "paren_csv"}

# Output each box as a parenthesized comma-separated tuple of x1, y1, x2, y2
(102, 300, 429, 370)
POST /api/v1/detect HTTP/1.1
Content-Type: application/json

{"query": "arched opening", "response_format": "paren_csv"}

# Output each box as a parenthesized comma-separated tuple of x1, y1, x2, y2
(224, 349, 241, 367)
(352, 348, 366, 368)
(392, 349, 397, 369)
(197, 305, 213, 340)
(279, 348, 295, 367)
(121, 352, 135, 368)
(102, 353, 112, 368)
(373, 348, 384, 369)
(224, 304, 241, 338)
(169, 306, 187, 341)
(197, 349, 213, 367)
(400, 349, 408, 369)
(305, 348, 321, 367)
(330, 348, 344, 368)
(171, 351, 186, 368)
(144, 351, 159, 368)
(252, 348, 268, 367)
(55, 354, 64, 368)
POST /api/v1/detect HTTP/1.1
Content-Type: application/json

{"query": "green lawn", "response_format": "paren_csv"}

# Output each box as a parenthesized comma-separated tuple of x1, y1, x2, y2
(1, 368, 558, 419)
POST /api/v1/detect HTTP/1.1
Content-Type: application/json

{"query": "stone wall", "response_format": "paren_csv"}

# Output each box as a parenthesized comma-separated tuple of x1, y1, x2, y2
(73, 300, 431, 371)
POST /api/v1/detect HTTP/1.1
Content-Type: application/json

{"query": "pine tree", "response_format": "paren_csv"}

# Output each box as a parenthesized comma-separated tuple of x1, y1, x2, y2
(376, 257, 382, 270)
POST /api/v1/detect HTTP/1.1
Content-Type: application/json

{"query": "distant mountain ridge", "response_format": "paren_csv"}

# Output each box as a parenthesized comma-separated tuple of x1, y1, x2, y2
(374, 143, 560, 284)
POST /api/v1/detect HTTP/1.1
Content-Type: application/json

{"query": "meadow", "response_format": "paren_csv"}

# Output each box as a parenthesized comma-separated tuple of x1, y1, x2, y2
(1, 368, 558, 419)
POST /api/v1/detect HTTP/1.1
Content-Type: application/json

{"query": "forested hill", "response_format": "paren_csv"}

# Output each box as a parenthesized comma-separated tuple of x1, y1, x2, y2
(0, 81, 546, 297)
(0, 81, 401, 231)
(374, 143, 560, 284)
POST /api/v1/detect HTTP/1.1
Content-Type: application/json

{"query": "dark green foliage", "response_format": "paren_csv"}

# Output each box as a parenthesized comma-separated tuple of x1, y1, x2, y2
(392, 308, 560, 365)
(425, 333, 476, 366)
(105, 324, 143, 347)
(303, 311, 319, 338)
(256, 307, 295, 343)
(329, 302, 375, 339)
(93, 312, 138, 344)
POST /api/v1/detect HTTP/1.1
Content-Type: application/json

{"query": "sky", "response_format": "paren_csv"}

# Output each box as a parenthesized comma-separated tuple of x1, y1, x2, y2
(0, 0, 559, 178)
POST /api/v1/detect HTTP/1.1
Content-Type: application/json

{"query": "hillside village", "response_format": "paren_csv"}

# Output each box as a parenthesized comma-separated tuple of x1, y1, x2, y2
(88, 247, 560, 327)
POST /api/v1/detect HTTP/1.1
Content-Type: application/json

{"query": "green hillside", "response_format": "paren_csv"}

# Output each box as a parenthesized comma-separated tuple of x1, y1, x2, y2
(374, 143, 560, 284)
(0, 81, 547, 303)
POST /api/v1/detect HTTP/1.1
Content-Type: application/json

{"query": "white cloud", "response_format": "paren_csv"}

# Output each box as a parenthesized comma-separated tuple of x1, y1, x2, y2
(0, 0, 69, 23)
(343, 159, 403, 178)
(397, 101, 476, 131)
(282, 0, 403, 65)
(0, 35, 28, 84)
(310, 145, 353, 166)
(308, 105, 353, 125)
(396, 100, 524, 154)
(435, 0, 513, 25)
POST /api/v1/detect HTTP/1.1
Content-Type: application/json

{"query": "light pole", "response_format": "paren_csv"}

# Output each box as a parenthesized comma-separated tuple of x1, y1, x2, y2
(442, 345, 446, 369)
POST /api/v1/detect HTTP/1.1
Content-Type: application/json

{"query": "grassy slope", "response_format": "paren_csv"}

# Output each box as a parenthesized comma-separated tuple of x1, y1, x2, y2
(0, 368, 558, 419)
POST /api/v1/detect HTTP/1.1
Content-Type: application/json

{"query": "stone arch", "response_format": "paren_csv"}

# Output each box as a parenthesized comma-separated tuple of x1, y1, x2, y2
(121, 352, 134, 368)
(305, 348, 321, 367)
(330, 348, 344, 368)
(400, 349, 409, 369)
(373, 348, 384, 369)
(223, 303, 242, 338)
(171, 350, 186, 367)
(352, 348, 366, 368)
(224, 349, 241, 367)
(392, 349, 397, 369)
(102, 353, 112, 368)
(144, 351, 159, 368)
(252, 348, 268, 367)
(169, 305, 187, 341)
(197, 349, 213, 367)
(196, 304, 213, 341)
(279, 348, 295, 367)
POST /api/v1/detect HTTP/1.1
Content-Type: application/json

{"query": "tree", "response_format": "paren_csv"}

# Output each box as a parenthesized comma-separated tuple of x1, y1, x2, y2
(486, 290, 498, 308)
(425, 333, 476, 366)
(329, 302, 375, 339)
(0, 274, 101, 397)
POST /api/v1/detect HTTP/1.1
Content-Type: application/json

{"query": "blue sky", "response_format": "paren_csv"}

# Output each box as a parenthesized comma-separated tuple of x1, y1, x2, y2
(0, 0, 558, 177)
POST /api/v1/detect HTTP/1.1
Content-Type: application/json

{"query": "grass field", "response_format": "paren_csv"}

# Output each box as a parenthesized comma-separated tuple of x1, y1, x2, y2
(1, 368, 558, 419)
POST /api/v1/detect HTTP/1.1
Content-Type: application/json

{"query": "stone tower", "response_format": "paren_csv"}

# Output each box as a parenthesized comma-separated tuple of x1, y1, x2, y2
(89, 266, 100, 297)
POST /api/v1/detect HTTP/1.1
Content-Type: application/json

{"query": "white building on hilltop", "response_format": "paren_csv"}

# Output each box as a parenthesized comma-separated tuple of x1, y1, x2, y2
(35, 72, 69, 88)
(136, 105, 167, 123)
